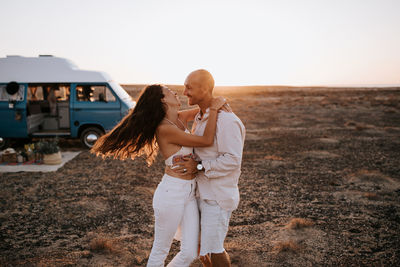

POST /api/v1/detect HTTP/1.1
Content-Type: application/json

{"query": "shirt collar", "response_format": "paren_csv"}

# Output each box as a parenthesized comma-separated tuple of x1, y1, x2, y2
(196, 107, 210, 121)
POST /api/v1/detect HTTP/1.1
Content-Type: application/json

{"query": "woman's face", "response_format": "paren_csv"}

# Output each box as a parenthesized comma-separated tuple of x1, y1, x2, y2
(162, 86, 181, 109)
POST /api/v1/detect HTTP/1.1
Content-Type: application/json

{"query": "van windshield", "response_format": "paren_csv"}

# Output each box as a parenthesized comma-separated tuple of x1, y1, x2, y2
(109, 81, 135, 108)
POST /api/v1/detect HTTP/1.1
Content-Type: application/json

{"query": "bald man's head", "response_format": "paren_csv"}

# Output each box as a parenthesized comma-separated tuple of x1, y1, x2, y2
(186, 69, 215, 93)
(184, 69, 215, 106)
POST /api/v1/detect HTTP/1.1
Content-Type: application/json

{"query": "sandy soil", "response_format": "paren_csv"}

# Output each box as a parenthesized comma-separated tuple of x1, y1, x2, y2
(1, 86, 400, 266)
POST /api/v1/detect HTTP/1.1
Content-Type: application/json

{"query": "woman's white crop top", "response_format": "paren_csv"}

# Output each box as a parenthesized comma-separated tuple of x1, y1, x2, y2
(164, 129, 194, 166)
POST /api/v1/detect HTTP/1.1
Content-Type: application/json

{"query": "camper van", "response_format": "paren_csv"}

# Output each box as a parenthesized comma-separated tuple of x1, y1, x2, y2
(0, 55, 135, 149)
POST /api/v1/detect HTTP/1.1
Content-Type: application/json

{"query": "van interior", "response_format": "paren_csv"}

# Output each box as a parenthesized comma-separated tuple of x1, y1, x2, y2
(27, 83, 71, 136)
(26, 83, 116, 136)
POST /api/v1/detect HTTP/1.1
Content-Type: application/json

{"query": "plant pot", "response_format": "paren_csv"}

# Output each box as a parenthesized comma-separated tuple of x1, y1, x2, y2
(43, 151, 62, 165)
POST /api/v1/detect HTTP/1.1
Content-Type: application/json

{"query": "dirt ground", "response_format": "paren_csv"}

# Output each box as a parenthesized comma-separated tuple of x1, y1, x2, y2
(1, 86, 400, 266)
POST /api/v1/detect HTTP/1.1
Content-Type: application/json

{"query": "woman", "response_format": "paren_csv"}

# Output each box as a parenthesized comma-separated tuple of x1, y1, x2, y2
(91, 84, 226, 266)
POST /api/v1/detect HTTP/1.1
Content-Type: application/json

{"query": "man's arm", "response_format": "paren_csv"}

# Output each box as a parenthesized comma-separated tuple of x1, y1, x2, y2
(201, 115, 245, 178)
(172, 113, 245, 176)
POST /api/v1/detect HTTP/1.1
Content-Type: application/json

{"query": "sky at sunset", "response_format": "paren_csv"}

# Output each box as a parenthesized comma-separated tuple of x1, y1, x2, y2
(1, 0, 399, 86)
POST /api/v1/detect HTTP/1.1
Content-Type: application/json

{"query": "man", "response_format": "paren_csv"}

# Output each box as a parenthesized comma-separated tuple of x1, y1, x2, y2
(177, 69, 245, 266)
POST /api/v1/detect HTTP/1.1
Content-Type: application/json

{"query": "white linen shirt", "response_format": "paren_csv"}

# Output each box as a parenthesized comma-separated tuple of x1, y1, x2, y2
(193, 108, 245, 211)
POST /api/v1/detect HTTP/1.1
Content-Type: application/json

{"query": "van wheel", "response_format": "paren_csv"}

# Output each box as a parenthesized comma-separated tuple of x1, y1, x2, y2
(0, 137, 10, 150)
(80, 127, 104, 148)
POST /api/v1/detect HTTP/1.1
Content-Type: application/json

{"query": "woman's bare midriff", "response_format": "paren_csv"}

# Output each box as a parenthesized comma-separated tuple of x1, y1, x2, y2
(164, 166, 196, 180)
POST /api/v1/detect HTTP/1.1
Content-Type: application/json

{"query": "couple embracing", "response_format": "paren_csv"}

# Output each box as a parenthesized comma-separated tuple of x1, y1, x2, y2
(92, 70, 245, 267)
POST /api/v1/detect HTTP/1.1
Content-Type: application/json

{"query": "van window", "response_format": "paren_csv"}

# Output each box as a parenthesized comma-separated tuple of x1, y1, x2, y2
(0, 84, 24, 101)
(76, 85, 116, 102)
(28, 86, 44, 101)
(27, 84, 70, 101)
(55, 85, 70, 101)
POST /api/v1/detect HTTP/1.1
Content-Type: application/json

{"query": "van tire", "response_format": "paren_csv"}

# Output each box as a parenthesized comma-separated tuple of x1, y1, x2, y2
(80, 127, 104, 148)
(0, 137, 10, 150)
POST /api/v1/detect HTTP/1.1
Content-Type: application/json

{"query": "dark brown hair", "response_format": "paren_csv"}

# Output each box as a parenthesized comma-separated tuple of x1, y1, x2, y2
(91, 84, 166, 165)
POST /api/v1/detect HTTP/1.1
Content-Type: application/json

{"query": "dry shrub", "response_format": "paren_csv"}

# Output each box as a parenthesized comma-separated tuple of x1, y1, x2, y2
(363, 192, 379, 200)
(344, 121, 357, 127)
(264, 155, 284, 161)
(320, 100, 329, 106)
(273, 240, 301, 254)
(344, 121, 370, 131)
(351, 170, 389, 184)
(89, 237, 118, 254)
(384, 109, 396, 114)
(36, 257, 76, 267)
(355, 124, 368, 131)
(286, 218, 314, 230)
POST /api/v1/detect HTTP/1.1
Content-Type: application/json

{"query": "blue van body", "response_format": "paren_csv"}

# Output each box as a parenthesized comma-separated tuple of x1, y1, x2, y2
(0, 56, 135, 148)
(0, 83, 28, 138)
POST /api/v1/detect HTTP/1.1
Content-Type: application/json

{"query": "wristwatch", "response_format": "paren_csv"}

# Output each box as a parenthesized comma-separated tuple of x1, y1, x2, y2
(196, 161, 204, 171)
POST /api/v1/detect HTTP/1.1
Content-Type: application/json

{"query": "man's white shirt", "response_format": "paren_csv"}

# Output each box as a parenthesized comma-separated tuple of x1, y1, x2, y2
(193, 108, 245, 211)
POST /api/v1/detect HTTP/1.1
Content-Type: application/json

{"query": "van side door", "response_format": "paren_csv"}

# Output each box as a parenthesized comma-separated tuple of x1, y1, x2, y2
(70, 83, 121, 137)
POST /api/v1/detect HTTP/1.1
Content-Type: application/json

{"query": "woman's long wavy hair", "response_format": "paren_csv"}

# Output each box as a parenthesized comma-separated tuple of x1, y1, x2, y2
(91, 84, 166, 165)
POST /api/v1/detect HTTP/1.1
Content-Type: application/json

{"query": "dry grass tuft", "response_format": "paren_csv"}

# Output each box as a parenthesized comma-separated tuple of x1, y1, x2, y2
(89, 237, 118, 254)
(344, 121, 371, 131)
(264, 155, 284, 161)
(350, 169, 391, 184)
(286, 218, 314, 230)
(363, 192, 379, 200)
(273, 240, 301, 254)
(355, 124, 368, 131)
(344, 121, 357, 127)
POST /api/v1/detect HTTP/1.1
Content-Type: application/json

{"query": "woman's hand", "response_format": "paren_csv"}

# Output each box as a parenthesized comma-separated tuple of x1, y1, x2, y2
(171, 155, 198, 175)
(210, 96, 226, 111)
(211, 96, 232, 112)
(221, 102, 232, 112)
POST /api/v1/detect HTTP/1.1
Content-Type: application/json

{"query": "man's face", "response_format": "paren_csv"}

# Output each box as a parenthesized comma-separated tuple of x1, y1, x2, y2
(183, 75, 207, 106)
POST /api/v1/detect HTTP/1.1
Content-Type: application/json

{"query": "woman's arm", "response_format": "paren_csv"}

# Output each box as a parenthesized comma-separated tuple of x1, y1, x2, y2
(178, 107, 200, 125)
(159, 97, 225, 147)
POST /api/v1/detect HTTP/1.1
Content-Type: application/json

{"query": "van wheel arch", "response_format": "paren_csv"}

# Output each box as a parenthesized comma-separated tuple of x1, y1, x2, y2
(79, 126, 104, 148)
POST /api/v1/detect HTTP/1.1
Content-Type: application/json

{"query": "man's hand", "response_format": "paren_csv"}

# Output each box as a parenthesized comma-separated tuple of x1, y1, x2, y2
(172, 155, 198, 175)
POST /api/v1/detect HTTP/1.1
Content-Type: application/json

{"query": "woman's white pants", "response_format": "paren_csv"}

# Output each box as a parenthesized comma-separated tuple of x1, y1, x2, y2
(147, 174, 199, 267)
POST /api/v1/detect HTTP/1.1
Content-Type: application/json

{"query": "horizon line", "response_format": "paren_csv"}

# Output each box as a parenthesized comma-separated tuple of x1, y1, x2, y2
(120, 83, 400, 88)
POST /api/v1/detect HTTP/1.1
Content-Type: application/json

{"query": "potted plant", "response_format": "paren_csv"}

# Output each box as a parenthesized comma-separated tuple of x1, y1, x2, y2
(24, 143, 35, 162)
(36, 139, 62, 165)
(33, 141, 43, 163)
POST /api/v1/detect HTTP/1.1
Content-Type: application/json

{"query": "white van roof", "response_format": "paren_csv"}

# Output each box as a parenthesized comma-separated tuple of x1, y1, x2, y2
(0, 55, 112, 83)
